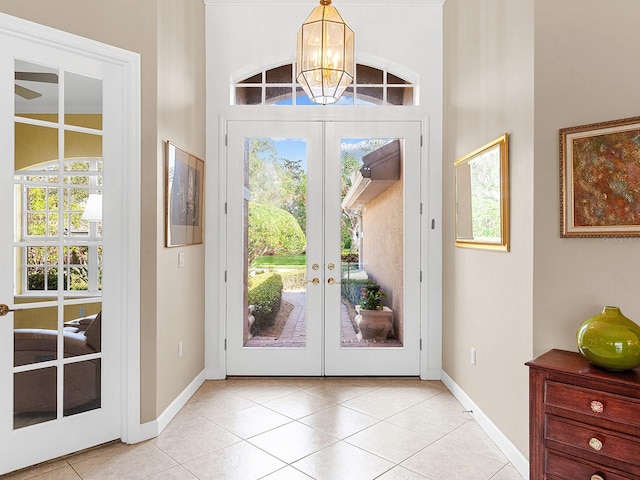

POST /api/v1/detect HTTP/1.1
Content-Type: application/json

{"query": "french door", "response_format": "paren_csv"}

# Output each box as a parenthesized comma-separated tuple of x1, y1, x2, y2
(0, 16, 136, 474)
(226, 120, 422, 376)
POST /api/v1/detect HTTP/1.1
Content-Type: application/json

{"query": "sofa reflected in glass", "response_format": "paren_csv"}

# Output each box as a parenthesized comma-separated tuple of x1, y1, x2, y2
(13, 312, 101, 419)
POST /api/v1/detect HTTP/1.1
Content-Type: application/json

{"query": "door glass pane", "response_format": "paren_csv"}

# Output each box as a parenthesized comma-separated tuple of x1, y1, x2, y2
(14, 367, 57, 429)
(340, 138, 404, 347)
(64, 359, 101, 416)
(15, 60, 59, 122)
(64, 72, 102, 129)
(243, 138, 308, 348)
(14, 304, 59, 366)
(64, 303, 102, 357)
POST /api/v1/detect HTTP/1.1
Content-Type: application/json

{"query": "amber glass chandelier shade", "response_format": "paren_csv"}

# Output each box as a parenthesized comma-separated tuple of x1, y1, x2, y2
(296, 0, 355, 104)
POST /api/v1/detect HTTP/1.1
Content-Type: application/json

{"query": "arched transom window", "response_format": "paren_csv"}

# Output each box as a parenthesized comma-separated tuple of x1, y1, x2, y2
(234, 63, 416, 106)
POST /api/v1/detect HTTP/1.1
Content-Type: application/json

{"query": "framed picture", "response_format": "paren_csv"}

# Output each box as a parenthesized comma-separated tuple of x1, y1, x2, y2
(454, 133, 510, 251)
(165, 141, 204, 247)
(560, 116, 640, 237)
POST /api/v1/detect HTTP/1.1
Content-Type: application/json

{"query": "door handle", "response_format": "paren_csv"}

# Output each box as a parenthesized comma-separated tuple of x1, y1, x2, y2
(0, 304, 22, 316)
(307, 278, 320, 285)
(327, 278, 341, 285)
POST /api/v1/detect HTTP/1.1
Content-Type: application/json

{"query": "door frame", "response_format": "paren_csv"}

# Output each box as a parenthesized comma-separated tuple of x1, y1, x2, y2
(214, 110, 440, 379)
(0, 14, 141, 473)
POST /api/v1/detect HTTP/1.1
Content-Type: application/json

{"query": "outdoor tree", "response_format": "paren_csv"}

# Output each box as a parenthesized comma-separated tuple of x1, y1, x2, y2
(247, 138, 307, 232)
(247, 202, 306, 265)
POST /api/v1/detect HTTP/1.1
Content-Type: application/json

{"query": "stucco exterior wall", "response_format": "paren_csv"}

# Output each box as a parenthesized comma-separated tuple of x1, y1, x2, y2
(361, 180, 404, 341)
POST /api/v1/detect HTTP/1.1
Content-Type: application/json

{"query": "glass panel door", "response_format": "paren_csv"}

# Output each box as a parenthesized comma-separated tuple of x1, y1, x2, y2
(225, 121, 421, 376)
(324, 122, 422, 375)
(0, 28, 124, 473)
(226, 122, 323, 375)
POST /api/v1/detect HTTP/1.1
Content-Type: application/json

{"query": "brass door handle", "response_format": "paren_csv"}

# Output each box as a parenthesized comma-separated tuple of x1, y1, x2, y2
(307, 278, 320, 285)
(327, 278, 341, 285)
(0, 304, 22, 316)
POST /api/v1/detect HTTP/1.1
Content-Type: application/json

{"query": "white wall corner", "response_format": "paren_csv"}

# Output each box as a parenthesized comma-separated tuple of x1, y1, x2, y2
(131, 369, 206, 443)
(441, 370, 529, 480)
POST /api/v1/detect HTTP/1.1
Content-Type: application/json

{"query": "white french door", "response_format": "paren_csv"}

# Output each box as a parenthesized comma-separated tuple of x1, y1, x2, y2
(0, 16, 138, 474)
(226, 120, 421, 376)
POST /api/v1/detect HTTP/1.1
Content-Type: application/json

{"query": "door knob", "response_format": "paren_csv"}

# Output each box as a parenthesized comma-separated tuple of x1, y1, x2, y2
(327, 278, 341, 285)
(307, 278, 320, 285)
(0, 304, 22, 316)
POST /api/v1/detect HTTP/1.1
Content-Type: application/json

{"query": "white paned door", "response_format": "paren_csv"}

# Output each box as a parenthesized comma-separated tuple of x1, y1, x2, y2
(0, 15, 134, 474)
(226, 120, 421, 376)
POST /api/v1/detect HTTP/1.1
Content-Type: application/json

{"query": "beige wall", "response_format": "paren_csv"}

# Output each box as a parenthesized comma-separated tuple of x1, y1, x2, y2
(155, 0, 206, 418)
(444, 0, 640, 460)
(443, 0, 534, 457)
(0, 0, 206, 424)
(532, 0, 640, 355)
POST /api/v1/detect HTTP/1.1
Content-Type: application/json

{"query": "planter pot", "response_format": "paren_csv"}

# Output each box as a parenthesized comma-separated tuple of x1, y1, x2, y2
(355, 305, 394, 340)
(577, 306, 640, 371)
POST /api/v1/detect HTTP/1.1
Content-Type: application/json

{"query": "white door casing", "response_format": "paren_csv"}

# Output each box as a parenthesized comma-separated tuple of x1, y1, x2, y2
(0, 14, 140, 474)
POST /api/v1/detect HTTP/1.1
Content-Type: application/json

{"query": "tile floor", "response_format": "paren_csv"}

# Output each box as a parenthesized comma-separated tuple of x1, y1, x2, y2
(3, 377, 525, 480)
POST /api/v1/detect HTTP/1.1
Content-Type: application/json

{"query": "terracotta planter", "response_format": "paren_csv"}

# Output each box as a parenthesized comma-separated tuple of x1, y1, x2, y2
(355, 305, 394, 340)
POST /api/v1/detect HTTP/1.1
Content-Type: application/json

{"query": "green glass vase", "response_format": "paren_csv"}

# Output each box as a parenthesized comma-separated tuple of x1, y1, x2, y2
(577, 306, 640, 371)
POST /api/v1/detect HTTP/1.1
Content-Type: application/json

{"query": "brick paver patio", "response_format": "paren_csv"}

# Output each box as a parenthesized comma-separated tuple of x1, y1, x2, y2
(245, 291, 403, 348)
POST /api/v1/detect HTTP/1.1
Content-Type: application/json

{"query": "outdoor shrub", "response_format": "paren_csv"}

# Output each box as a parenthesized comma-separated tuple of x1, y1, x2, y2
(248, 272, 283, 331)
(280, 268, 306, 291)
(341, 278, 376, 305)
(247, 202, 306, 264)
(341, 252, 359, 264)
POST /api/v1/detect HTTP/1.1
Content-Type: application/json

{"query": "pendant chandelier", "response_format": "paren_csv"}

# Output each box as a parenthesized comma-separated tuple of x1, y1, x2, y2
(296, 0, 355, 105)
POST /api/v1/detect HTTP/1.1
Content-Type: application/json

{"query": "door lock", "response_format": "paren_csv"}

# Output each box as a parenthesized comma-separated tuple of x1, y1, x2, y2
(327, 263, 335, 270)
(0, 304, 22, 316)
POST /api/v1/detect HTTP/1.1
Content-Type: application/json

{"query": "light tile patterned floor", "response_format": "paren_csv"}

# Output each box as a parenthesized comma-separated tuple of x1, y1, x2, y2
(3, 377, 525, 480)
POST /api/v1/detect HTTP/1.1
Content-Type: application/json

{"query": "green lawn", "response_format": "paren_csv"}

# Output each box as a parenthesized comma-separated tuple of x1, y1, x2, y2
(251, 255, 306, 269)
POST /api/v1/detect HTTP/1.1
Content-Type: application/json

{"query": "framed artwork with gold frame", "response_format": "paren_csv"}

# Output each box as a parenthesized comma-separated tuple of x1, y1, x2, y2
(454, 134, 510, 251)
(560, 116, 640, 237)
(165, 141, 204, 247)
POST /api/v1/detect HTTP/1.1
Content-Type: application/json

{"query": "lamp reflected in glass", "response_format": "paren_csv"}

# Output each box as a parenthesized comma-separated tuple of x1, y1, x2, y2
(296, 0, 354, 104)
(82, 193, 102, 223)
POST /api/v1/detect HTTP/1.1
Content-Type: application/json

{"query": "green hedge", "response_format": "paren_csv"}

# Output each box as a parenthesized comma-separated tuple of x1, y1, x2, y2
(341, 278, 377, 306)
(248, 272, 283, 331)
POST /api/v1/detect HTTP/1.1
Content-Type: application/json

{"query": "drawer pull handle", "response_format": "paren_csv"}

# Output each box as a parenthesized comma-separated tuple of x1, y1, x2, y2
(590, 400, 604, 414)
(591, 475, 604, 480)
(589, 437, 603, 451)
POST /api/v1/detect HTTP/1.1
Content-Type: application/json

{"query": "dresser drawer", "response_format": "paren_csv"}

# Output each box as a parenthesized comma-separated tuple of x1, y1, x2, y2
(546, 416, 640, 468)
(547, 450, 633, 480)
(546, 381, 640, 428)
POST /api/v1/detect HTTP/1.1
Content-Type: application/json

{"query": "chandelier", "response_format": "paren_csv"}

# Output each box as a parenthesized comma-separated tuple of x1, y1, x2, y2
(296, 0, 355, 105)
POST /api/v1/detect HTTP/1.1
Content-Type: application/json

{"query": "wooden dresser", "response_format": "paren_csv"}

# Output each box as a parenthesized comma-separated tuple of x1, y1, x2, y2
(526, 349, 640, 480)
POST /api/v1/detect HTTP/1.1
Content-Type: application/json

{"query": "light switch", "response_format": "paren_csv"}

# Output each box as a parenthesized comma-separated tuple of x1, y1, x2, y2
(178, 251, 185, 268)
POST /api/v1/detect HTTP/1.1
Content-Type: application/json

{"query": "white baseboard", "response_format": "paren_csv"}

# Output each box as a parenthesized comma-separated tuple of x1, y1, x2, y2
(440, 370, 529, 480)
(136, 369, 206, 442)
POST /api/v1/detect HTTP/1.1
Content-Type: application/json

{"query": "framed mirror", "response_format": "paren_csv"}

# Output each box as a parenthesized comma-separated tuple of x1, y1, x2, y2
(454, 133, 510, 251)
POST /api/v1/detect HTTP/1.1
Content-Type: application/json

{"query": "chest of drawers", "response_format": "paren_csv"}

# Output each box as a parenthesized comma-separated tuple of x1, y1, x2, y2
(527, 349, 640, 480)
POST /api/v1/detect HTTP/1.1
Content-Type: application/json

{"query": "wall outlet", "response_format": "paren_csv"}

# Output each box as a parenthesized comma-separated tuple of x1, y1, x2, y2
(470, 347, 477, 366)
(178, 341, 183, 358)
(79, 307, 86, 316)
(178, 252, 185, 268)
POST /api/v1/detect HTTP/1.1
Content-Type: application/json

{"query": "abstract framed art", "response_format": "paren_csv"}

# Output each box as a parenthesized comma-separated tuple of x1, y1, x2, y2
(165, 141, 205, 247)
(560, 116, 640, 237)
